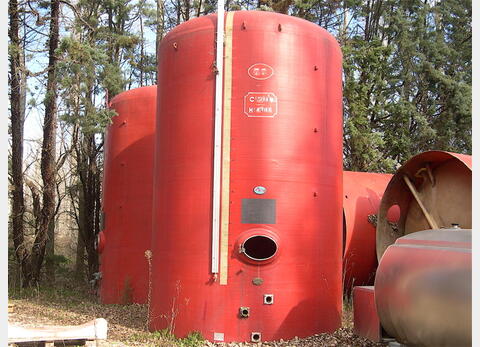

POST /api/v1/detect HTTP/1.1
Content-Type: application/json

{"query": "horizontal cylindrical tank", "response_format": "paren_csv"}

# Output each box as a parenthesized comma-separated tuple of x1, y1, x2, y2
(99, 85, 157, 304)
(343, 171, 393, 293)
(376, 151, 472, 259)
(375, 229, 472, 346)
(150, 11, 343, 342)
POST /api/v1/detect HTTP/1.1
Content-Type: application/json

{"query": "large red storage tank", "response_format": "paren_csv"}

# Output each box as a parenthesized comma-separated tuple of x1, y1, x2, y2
(342, 171, 393, 293)
(376, 151, 472, 259)
(150, 11, 343, 342)
(99, 85, 157, 304)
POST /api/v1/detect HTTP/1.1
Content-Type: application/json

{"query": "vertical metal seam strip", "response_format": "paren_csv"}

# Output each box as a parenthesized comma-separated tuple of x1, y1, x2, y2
(219, 11, 234, 285)
(211, 4, 225, 274)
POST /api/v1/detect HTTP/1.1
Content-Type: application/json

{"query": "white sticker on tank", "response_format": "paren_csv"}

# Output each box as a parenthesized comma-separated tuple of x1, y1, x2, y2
(244, 92, 278, 117)
(213, 332, 224, 341)
(248, 63, 274, 80)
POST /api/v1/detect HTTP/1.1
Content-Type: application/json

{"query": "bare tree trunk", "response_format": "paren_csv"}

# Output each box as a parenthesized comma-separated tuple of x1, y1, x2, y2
(84, 135, 99, 279)
(75, 231, 86, 280)
(26, 180, 41, 232)
(75, 186, 86, 281)
(176, 0, 181, 25)
(45, 218, 55, 283)
(84, 186, 98, 280)
(183, 0, 190, 21)
(156, 0, 164, 73)
(94, 169, 102, 237)
(139, 13, 144, 86)
(77, 134, 100, 281)
(29, 0, 60, 286)
(340, 0, 348, 45)
(196, 0, 202, 17)
(9, 0, 29, 286)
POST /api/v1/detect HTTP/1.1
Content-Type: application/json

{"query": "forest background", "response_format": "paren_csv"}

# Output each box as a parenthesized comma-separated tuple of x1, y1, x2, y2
(7, 0, 471, 290)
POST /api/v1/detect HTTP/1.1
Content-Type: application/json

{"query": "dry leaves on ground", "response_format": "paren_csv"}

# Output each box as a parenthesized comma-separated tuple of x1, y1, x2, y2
(8, 286, 386, 347)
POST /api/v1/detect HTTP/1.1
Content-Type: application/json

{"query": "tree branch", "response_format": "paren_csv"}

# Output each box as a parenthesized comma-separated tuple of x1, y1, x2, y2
(58, 0, 95, 32)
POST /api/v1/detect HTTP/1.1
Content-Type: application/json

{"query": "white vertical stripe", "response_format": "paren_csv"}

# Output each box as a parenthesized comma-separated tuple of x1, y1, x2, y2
(211, 3, 225, 274)
(220, 11, 234, 285)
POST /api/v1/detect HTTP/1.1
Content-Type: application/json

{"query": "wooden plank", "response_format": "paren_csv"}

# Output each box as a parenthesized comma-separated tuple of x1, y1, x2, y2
(219, 11, 235, 286)
(8, 318, 107, 344)
(403, 175, 439, 229)
(211, 0, 226, 275)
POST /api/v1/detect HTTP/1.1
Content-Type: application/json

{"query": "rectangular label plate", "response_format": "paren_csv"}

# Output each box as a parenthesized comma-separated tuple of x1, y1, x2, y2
(241, 198, 276, 224)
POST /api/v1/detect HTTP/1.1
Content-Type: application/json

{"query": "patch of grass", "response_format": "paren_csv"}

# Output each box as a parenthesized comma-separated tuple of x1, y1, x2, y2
(128, 329, 204, 347)
(8, 285, 39, 300)
(9, 283, 92, 306)
(45, 254, 72, 277)
(128, 329, 178, 346)
(150, 328, 175, 340)
(179, 331, 204, 347)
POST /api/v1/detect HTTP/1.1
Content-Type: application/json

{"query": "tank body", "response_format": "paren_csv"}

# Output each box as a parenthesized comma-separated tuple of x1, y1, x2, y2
(342, 171, 393, 292)
(150, 11, 343, 342)
(376, 151, 472, 259)
(375, 229, 471, 346)
(99, 85, 157, 304)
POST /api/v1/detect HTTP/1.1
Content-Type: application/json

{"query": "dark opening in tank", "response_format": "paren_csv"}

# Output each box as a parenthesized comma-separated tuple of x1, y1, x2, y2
(242, 235, 277, 261)
(251, 333, 261, 342)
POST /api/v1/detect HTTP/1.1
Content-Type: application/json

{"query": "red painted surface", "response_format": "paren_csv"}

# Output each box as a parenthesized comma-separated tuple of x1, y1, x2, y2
(150, 11, 343, 342)
(353, 286, 381, 342)
(343, 171, 393, 292)
(99, 85, 157, 304)
(375, 229, 472, 346)
(248, 63, 274, 80)
(97, 231, 106, 254)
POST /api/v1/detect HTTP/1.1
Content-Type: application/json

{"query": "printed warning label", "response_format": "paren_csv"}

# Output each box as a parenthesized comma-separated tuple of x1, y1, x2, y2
(243, 92, 278, 118)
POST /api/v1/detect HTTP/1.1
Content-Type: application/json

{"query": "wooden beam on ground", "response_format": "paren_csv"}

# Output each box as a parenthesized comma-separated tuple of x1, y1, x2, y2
(8, 318, 108, 344)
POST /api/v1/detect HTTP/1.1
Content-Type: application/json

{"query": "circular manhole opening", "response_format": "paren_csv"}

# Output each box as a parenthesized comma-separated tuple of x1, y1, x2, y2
(242, 235, 278, 261)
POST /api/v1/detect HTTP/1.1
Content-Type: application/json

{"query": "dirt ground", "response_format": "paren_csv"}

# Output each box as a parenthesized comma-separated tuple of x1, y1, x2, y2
(8, 285, 386, 347)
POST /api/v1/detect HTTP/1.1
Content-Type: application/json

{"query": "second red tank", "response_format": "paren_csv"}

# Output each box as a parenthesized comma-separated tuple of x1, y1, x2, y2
(99, 85, 157, 304)
(342, 171, 393, 293)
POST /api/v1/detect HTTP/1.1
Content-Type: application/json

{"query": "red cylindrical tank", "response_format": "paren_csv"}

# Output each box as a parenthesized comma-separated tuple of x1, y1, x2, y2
(376, 151, 472, 259)
(342, 171, 393, 293)
(150, 11, 343, 342)
(99, 85, 157, 304)
(375, 229, 472, 346)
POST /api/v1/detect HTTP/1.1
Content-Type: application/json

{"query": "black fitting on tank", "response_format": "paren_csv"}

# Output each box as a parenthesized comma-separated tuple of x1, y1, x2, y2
(239, 307, 250, 318)
(264, 294, 274, 305)
(251, 332, 261, 342)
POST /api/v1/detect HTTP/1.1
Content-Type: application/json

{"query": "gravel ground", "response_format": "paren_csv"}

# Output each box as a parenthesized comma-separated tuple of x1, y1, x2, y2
(8, 286, 386, 347)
